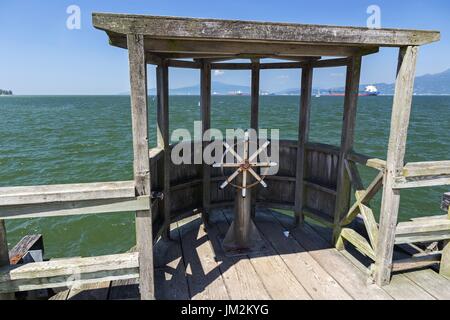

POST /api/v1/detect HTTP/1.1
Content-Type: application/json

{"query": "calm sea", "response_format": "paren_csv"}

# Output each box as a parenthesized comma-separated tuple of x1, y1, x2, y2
(0, 95, 449, 258)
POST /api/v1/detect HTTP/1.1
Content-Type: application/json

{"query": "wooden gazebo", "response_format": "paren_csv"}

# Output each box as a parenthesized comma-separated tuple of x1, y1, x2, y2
(0, 13, 449, 300)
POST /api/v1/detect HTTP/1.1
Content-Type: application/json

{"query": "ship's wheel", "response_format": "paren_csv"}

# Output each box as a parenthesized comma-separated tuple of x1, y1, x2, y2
(213, 131, 277, 197)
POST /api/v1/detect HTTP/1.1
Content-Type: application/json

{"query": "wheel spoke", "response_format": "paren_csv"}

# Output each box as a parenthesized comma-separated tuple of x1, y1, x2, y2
(250, 162, 278, 167)
(223, 142, 243, 162)
(213, 162, 241, 168)
(220, 168, 242, 189)
(248, 167, 267, 188)
(249, 141, 270, 162)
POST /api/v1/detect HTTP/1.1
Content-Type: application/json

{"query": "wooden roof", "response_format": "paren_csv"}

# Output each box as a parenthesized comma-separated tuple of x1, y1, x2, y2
(92, 13, 440, 59)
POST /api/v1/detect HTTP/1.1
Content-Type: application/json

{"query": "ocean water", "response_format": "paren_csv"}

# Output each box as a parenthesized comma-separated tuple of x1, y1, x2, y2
(0, 95, 449, 258)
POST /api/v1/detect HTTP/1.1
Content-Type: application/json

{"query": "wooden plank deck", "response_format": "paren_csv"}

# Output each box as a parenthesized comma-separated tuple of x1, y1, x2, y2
(49, 208, 450, 300)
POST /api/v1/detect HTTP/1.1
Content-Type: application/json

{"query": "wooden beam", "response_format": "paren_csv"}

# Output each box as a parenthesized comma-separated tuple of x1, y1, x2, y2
(311, 57, 351, 68)
(333, 55, 362, 248)
(0, 253, 139, 293)
(347, 151, 386, 170)
(211, 62, 251, 70)
(393, 175, 450, 189)
(200, 60, 212, 223)
(0, 181, 136, 206)
(0, 196, 150, 220)
(156, 60, 171, 240)
(402, 161, 450, 177)
(127, 33, 154, 300)
(167, 59, 201, 69)
(120, 37, 378, 58)
(340, 228, 376, 261)
(295, 64, 313, 225)
(93, 13, 440, 46)
(9, 235, 43, 265)
(374, 46, 419, 286)
(250, 60, 260, 217)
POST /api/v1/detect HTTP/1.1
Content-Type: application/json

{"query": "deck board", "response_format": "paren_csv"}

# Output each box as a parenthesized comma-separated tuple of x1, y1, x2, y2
(255, 209, 352, 300)
(177, 214, 230, 300)
(207, 210, 271, 300)
(222, 209, 312, 300)
(44, 208, 450, 300)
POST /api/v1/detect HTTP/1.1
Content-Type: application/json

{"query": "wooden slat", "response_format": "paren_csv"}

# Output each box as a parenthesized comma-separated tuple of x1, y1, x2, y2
(402, 161, 450, 177)
(0, 196, 150, 220)
(272, 213, 392, 299)
(93, 13, 440, 46)
(256, 209, 352, 300)
(375, 46, 419, 286)
(393, 175, 450, 189)
(392, 254, 441, 272)
(128, 33, 154, 300)
(305, 142, 340, 155)
(0, 220, 13, 299)
(295, 65, 313, 225)
(0, 181, 136, 206)
(359, 204, 378, 249)
(153, 228, 190, 300)
(347, 152, 386, 170)
(9, 234, 43, 265)
(206, 210, 271, 300)
(340, 228, 376, 261)
(0, 253, 139, 293)
(303, 180, 337, 196)
(219, 210, 312, 300)
(396, 219, 450, 235)
(341, 171, 384, 225)
(177, 214, 229, 299)
(404, 269, 450, 299)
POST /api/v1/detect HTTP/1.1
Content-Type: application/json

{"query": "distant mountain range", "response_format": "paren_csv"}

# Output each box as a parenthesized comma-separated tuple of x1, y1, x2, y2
(119, 68, 450, 96)
(279, 68, 450, 96)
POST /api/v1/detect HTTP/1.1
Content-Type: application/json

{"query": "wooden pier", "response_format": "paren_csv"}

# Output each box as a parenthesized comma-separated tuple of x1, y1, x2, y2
(44, 208, 449, 300)
(0, 14, 449, 300)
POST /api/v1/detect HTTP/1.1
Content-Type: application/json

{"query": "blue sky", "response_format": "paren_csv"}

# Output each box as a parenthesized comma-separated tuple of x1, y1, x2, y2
(1, 0, 449, 94)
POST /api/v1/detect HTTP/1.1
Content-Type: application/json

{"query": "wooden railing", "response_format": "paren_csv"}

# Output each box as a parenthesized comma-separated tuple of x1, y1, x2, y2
(337, 151, 450, 278)
(0, 180, 154, 296)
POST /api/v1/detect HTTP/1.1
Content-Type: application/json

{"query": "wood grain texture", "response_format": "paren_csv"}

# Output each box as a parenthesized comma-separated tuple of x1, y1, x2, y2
(295, 65, 313, 225)
(93, 13, 440, 46)
(375, 46, 419, 286)
(128, 33, 154, 300)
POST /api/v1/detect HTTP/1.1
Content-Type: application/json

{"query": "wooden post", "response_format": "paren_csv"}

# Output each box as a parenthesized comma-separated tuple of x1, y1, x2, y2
(127, 34, 154, 300)
(440, 203, 450, 277)
(374, 46, 419, 286)
(0, 220, 14, 299)
(200, 60, 212, 223)
(295, 64, 314, 226)
(333, 55, 362, 248)
(156, 60, 171, 240)
(250, 59, 260, 217)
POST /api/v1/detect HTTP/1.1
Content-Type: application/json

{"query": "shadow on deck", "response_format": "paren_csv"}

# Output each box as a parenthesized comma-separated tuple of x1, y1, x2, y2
(51, 208, 450, 300)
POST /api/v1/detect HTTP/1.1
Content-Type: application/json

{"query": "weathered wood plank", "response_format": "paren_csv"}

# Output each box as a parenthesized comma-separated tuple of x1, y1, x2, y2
(206, 210, 271, 300)
(402, 161, 450, 177)
(404, 269, 450, 299)
(9, 234, 43, 265)
(0, 253, 139, 293)
(67, 281, 111, 300)
(0, 220, 14, 299)
(93, 13, 440, 46)
(347, 152, 386, 170)
(257, 209, 352, 300)
(375, 46, 419, 286)
(442, 193, 450, 212)
(177, 214, 229, 299)
(153, 229, 190, 300)
(295, 65, 313, 225)
(128, 33, 154, 300)
(393, 175, 450, 189)
(0, 197, 150, 220)
(0, 181, 136, 206)
(333, 55, 362, 248)
(340, 228, 376, 261)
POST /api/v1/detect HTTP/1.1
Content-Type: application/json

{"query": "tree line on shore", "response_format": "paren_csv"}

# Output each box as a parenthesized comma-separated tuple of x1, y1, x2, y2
(0, 89, 13, 95)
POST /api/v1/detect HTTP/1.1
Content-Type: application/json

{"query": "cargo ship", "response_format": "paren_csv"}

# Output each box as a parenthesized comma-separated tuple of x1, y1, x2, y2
(326, 85, 380, 96)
